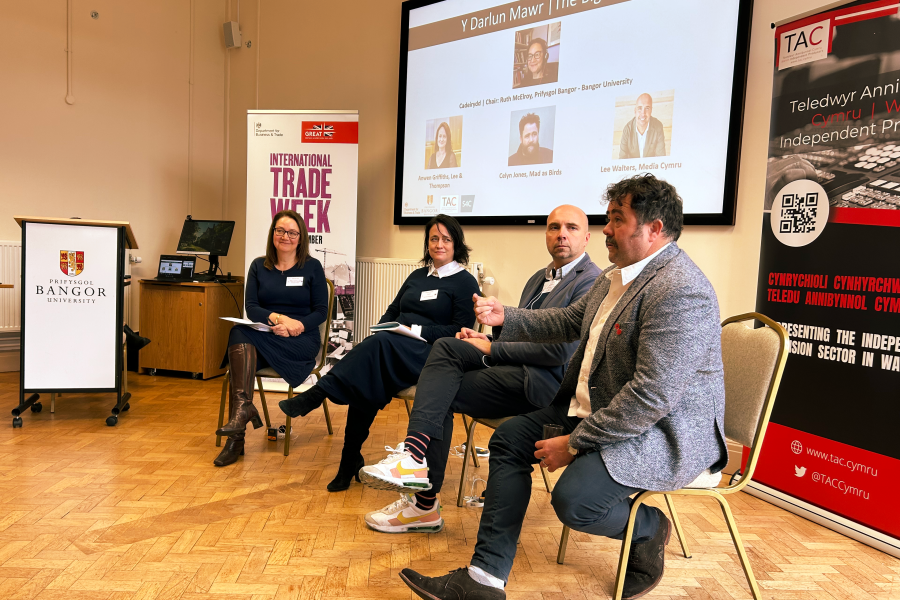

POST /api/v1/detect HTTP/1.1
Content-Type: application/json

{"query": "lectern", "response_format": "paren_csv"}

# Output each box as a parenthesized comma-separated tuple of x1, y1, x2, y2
(13, 216, 139, 427)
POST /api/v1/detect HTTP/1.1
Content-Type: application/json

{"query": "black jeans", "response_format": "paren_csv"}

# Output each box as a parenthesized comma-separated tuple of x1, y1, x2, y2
(470, 403, 660, 582)
(408, 337, 538, 495)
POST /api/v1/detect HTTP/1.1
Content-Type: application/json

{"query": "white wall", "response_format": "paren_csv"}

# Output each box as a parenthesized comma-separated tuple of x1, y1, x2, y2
(2, 0, 837, 334)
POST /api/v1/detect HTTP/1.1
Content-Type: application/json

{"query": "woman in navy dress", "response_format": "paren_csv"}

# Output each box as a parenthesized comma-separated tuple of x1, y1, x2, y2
(278, 215, 480, 491)
(213, 209, 329, 467)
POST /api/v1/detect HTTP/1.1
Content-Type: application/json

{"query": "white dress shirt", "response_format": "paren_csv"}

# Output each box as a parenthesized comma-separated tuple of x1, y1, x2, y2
(527, 253, 586, 309)
(568, 243, 670, 417)
(427, 260, 465, 278)
(636, 123, 648, 158)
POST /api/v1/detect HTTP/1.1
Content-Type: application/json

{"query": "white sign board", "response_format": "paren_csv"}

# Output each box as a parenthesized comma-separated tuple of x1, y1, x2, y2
(245, 110, 359, 389)
(23, 222, 120, 389)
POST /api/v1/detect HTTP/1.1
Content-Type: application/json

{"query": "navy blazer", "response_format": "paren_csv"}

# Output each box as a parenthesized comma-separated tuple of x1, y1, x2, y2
(492, 253, 601, 407)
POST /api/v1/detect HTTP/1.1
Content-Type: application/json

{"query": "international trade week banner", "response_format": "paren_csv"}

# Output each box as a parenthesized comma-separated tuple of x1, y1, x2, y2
(245, 110, 359, 389)
(753, 0, 900, 556)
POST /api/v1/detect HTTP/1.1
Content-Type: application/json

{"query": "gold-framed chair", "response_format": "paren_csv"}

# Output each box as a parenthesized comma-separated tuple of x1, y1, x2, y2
(595, 312, 788, 600)
(217, 278, 336, 456)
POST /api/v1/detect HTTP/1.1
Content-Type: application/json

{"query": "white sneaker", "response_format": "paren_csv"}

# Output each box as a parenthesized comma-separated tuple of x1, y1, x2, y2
(365, 494, 443, 533)
(359, 443, 432, 493)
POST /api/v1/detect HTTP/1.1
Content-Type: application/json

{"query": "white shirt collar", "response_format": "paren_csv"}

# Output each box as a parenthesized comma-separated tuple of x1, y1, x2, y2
(605, 243, 671, 286)
(544, 252, 586, 281)
(428, 260, 465, 278)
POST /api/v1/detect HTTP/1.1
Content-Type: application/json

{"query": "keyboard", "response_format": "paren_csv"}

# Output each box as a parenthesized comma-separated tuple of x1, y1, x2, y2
(788, 143, 900, 210)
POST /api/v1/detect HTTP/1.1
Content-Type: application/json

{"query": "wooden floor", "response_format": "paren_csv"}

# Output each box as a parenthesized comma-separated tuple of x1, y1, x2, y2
(0, 371, 896, 600)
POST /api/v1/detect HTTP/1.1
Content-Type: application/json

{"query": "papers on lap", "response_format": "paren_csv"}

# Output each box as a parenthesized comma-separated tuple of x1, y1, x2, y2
(370, 321, 426, 342)
(220, 317, 272, 332)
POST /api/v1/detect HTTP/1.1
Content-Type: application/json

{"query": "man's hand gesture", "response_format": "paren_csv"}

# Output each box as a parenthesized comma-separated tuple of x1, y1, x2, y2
(456, 327, 491, 355)
(473, 294, 504, 327)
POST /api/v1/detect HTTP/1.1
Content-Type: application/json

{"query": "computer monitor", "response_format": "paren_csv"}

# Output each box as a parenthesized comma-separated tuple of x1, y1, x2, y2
(176, 219, 235, 279)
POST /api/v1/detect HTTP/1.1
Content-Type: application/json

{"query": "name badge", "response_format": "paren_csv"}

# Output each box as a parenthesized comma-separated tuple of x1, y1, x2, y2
(420, 289, 439, 301)
(286, 277, 304, 287)
(542, 280, 560, 294)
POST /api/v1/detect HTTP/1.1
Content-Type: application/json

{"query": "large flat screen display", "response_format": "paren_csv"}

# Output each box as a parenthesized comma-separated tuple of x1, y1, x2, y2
(394, 0, 752, 225)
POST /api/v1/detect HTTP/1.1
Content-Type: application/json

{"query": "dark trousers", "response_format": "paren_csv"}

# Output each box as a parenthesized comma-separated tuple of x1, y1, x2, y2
(470, 403, 661, 582)
(408, 338, 537, 495)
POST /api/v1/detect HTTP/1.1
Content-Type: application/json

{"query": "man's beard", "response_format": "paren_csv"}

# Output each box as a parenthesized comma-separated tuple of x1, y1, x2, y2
(525, 142, 538, 154)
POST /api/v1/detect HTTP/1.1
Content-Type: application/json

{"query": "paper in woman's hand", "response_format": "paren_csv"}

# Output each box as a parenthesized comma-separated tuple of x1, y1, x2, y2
(370, 321, 426, 342)
(220, 316, 272, 332)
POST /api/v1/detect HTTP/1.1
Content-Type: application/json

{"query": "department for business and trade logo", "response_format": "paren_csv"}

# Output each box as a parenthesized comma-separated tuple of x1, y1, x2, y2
(254, 121, 283, 137)
(59, 250, 84, 277)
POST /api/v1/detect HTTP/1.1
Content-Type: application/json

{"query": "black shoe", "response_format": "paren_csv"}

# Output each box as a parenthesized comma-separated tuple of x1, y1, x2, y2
(622, 507, 671, 600)
(279, 386, 326, 418)
(400, 567, 505, 600)
(124, 325, 151, 350)
(213, 437, 245, 467)
(326, 454, 364, 492)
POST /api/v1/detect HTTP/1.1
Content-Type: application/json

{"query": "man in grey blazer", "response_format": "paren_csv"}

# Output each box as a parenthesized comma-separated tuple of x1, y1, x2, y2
(619, 93, 667, 159)
(359, 205, 601, 533)
(399, 175, 727, 600)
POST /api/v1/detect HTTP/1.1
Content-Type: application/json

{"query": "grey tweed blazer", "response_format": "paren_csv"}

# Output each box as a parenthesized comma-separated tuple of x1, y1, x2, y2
(499, 243, 727, 491)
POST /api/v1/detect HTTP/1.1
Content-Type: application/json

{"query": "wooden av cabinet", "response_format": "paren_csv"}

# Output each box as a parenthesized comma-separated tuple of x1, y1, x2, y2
(138, 280, 244, 379)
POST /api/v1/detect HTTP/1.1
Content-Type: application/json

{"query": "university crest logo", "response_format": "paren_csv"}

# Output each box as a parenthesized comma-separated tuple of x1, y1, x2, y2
(59, 250, 84, 276)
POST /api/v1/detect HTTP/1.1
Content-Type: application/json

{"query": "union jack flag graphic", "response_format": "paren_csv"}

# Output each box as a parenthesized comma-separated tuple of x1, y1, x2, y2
(311, 124, 334, 137)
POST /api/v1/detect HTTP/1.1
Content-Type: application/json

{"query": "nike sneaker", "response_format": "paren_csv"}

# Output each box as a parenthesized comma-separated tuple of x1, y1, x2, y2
(359, 443, 432, 492)
(365, 494, 443, 533)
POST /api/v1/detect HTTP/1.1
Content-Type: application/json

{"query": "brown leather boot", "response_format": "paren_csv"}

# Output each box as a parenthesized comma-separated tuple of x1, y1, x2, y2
(215, 343, 263, 436)
(214, 433, 245, 466)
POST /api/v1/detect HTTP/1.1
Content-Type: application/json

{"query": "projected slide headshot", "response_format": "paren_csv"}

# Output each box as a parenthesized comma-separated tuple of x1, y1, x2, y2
(425, 117, 462, 169)
(513, 22, 560, 89)
(508, 106, 556, 167)
(613, 90, 674, 160)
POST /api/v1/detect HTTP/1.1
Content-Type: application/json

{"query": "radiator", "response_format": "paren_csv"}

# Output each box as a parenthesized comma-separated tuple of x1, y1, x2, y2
(0, 241, 21, 332)
(354, 257, 483, 341)
(0, 242, 133, 332)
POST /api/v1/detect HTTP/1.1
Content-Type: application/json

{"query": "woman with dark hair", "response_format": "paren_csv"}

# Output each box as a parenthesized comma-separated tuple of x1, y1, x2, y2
(427, 122, 458, 169)
(278, 214, 480, 491)
(517, 38, 559, 88)
(213, 210, 329, 467)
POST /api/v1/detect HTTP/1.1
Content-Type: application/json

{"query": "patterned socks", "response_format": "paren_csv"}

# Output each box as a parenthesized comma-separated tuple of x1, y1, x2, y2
(403, 432, 434, 511)
(414, 492, 436, 510)
(403, 432, 430, 464)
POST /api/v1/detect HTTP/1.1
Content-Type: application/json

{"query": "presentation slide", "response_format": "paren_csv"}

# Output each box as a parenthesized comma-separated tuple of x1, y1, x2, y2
(395, 0, 749, 225)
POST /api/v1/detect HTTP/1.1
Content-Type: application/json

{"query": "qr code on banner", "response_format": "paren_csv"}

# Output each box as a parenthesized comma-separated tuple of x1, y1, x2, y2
(779, 193, 818, 234)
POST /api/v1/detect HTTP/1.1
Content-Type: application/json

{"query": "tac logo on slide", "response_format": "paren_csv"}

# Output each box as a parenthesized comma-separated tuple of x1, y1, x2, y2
(59, 250, 84, 277)
(301, 121, 359, 144)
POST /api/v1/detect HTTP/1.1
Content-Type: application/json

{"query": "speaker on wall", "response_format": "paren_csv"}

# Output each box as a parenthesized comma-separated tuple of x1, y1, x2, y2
(223, 22, 241, 49)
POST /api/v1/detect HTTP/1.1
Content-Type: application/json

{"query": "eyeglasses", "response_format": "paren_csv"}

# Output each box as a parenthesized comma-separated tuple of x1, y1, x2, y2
(527, 52, 545, 61)
(274, 227, 300, 240)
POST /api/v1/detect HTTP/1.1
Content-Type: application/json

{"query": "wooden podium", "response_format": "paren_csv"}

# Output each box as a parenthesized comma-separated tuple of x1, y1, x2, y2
(14, 216, 138, 427)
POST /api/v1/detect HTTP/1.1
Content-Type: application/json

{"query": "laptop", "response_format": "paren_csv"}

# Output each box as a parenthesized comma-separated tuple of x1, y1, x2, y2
(154, 255, 196, 281)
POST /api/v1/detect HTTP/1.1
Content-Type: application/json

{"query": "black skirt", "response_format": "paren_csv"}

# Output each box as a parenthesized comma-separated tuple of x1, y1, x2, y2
(317, 332, 431, 410)
(225, 325, 319, 388)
